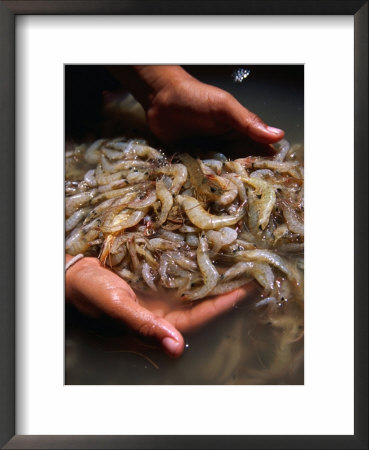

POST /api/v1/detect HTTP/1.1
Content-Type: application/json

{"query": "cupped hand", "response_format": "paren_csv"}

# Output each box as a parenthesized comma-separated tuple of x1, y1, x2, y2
(66, 255, 255, 358)
(146, 77, 284, 144)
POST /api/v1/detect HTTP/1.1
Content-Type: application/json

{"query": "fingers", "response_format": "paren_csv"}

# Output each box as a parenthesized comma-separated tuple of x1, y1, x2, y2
(113, 296, 185, 358)
(66, 256, 185, 357)
(219, 93, 285, 144)
(166, 282, 257, 333)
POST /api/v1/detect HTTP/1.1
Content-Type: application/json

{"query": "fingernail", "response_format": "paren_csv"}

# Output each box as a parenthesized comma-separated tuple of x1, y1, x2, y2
(266, 126, 283, 135)
(162, 336, 180, 355)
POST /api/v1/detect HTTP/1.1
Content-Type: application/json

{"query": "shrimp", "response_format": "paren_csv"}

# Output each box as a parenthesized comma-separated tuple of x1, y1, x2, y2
(156, 164, 188, 195)
(280, 201, 304, 235)
(234, 249, 299, 283)
(91, 182, 152, 205)
(166, 251, 198, 271)
(65, 190, 96, 218)
(224, 160, 248, 177)
(155, 179, 173, 227)
(142, 262, 158, 291)
(135, 244, 159, 268)
(147, 238, 182, 251)
(127, 238, 141, 274)
(223, 173, 247, 202)
(157, 230, 185, 242)
(65, 207, 90, 233)
(239, 158, 302, 179)
(65, 220, 100, 255)
(100, 208, 147, 234)
(242, 176, 276, 232)
(176, 195, 245, 230)
(206, 227, 238, 254)
(84, 139, 106, 164)
(128, 188, 157, 209)
(83, 169, 97, 187)
(181, 234, 220, 301)
(186, 234, 199, 247)
(101, 155, 152, 173)
(274, 139, 290, 162)
(113, 266, 140, 283)
(202, 159, 223, 175)
(121, 142, 163, 161)
(179, 153, 225, 202)
(222, 261, 275, 293)
(95, 164, 128, 185)
(101, 147, 126, 160)
(210, 278, 252, 296)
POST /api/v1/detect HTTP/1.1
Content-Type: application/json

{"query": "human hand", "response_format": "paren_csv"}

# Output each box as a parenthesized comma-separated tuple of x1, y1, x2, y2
(146, 74, 285, 144)
(66, 255, 255, 358)
(107, 65, 284, 145)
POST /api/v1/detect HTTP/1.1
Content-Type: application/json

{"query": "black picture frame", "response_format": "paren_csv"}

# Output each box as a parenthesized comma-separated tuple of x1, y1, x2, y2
(1, 1, 367, 449)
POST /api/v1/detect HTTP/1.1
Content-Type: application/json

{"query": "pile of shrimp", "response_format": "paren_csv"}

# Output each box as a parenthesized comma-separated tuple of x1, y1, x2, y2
(65, 137, 304, 302)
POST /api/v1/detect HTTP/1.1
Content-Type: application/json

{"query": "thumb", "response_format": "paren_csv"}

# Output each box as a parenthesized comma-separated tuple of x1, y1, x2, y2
(66, 256, 185, 357)
(222, 96, 285, 144)
(106, 291, 185, 358)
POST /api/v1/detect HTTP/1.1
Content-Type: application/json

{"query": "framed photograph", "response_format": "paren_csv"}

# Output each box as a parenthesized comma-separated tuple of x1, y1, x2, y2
(1, 1, 367, 449)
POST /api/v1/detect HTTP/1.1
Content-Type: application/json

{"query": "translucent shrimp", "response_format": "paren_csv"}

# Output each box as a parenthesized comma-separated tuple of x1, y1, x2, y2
(91, 182, 151, 205)
(127, 238, 141, 274)
(101, 155, 152, 173)
(83, 169, 97, 187)
(206, 227, 238, 254)
(224, 160, 248, 177)
(84, 139, 106, 164)
(65, 220, 100, 255)
(250, 159, 302, 179)
(202, 159, 223, 175)
(234, 249, 299, 283)
(121, 143, 163, 161)
(155, 179, 173, 227)
(156, 164, 188, 194)
(101, 147, 125, 160)
(274, 139, 290, 162)
(177, 195, 245, 230)
(157, 230, 185, 242)
(166, 251, 198, 271)
(242, 176, 276, 232)
(222, 261, 275, 293)
(186, 234, 199, 247)
(223, 173, 247, 202)
(100, 208, 147, 234)
(280, 201, 304, 235)
(181, 234, 220, 301)
(142, 262, 158, 291)
(95, 164, 128, 185)
(128, 189, 157, 209)
(135, 244, 159, 268)
(210, 278, 251, 296)
(147, 238, 182, 251)
(65, 190, 96, 218)
(96, 178, 130, 194)
(113, 266, 139, 283)
(179, 153, 225, 201)
(65, 207, 90, 233)
(273, 223, 289, 244)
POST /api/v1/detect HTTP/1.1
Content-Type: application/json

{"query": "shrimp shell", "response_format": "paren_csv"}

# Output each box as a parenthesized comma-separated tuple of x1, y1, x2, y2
(181, 234, 220, 301)
(177, 195, 245, 230)
(155, 179, 173, 227)
(142, 262, 158, 291)
(84, 139, 106, 164)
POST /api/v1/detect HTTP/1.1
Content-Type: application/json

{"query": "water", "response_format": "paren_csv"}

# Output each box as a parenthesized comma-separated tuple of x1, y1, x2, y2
(65, 65, 304, 385)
